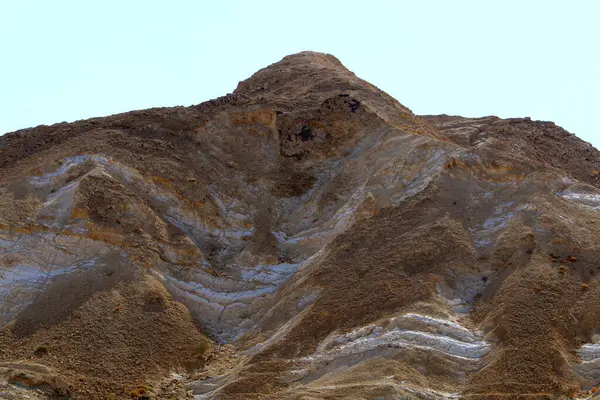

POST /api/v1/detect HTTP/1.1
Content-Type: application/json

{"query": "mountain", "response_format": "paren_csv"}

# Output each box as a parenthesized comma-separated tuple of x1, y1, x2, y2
(1, 51, 600, 399)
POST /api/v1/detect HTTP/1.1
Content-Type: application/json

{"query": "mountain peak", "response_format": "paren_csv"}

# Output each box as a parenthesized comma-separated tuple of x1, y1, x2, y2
(233, 51, 418, 137)
(2, 49, 600, 400)
(234, 51, 351, 97)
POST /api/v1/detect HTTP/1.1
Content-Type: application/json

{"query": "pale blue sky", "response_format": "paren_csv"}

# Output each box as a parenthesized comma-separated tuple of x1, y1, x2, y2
(1, 1, 598, 147)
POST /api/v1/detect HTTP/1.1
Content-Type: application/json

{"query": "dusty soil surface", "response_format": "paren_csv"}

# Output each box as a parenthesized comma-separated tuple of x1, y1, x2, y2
(0, 273, 211, 399)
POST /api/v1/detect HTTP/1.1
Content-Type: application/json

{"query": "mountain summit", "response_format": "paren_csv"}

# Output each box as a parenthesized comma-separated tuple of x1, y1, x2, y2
(1, 52, 600, 399)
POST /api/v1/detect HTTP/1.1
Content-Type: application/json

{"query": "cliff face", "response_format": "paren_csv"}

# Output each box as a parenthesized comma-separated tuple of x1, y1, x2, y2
(2, 51, 600, 399)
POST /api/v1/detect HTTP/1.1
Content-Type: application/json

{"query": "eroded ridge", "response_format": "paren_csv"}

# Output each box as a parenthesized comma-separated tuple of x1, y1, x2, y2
(2, 51, 600, 399)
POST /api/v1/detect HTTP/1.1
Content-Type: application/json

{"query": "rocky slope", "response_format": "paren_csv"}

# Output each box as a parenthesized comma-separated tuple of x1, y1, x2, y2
(1, 51, 600, 399)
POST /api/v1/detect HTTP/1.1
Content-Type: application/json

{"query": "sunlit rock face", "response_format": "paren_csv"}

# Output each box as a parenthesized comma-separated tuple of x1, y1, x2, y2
(2, 52, 600, 399)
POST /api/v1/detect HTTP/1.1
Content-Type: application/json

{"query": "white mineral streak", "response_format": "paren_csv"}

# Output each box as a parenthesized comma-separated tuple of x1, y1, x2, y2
(574, 335, 600, 381)
(304, 313, 490, 363)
